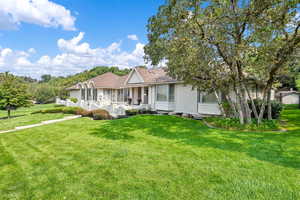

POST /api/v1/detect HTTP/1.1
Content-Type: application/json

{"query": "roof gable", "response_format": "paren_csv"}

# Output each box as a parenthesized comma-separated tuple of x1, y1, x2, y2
(127, 69, 144, 84)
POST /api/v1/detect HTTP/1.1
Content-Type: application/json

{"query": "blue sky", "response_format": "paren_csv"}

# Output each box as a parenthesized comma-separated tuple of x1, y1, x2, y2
(0, 0, 164, 78)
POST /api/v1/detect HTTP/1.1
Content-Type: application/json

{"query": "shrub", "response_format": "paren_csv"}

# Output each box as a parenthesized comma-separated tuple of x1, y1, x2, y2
(221, 101, 235, 117)
(31, 106, 83, 115)
(125, 109, 139, 116)
(32, 84, 57, 104)
(62, 107, 81, 114)
(54, 104, 65, 108)
(92, 109, 112, 120)
(70, 97, 78, 103)
(76, 109, 93, 117)
(41, 108, 64, 113)
(249, 99, 283, 119)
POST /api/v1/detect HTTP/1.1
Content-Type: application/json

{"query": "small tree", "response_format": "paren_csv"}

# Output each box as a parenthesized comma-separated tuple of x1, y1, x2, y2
(0, 72, 32, 118)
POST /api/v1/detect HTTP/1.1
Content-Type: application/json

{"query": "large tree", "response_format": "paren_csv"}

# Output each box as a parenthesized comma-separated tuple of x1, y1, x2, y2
(145, 0, 300, 124)
(0, 72, 32, 118)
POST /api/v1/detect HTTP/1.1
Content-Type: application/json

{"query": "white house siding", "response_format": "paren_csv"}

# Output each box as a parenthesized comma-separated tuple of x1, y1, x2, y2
(174, 84, 198, 114)
(198, 103, 221, 115)
(155, 101, 176, 111)
(69, 90, 81, 100)
(282, 94, 299, 104)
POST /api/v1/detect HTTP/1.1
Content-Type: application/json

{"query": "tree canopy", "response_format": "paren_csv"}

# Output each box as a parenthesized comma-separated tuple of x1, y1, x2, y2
(0, 72, 32, 118)
(145, 0, 300, 124)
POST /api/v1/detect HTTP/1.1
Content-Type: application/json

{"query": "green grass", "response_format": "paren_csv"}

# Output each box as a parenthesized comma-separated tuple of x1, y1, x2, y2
(0, 104, 71, 131)
(0, 113, 71, 131)
(0, 108, 299, 199)
(204, 117, 279, 131)
(0, 104, 58, 118)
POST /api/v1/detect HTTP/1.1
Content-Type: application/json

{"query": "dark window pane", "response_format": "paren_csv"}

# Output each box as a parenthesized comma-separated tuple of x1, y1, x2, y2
(169, 84, 175, 102)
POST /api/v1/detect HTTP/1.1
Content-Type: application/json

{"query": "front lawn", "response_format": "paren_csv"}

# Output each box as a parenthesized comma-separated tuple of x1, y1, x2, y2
(0, 104, 58, 118)
(0, 108, 299, 199)
(0, 104, 71, 131)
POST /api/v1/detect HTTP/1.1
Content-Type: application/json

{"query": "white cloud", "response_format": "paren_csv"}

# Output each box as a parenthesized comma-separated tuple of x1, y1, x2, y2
(28, 48, 36, 54)
(127, 34, 138, 41)
(0, 0, 76, 31)
(0, 33, 149, 78)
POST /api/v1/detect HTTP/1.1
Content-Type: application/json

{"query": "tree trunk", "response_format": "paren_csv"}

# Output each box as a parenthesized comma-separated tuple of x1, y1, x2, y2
(238, 85, 252, 124)
(214, 90, 225, 117)
(244, 84, 259, 120)
(258, 86, 271, 124)
(235, 89, 245, 124)
(225, 94, 239, 118)
(267, 90, 272, 120)
(7, 109, 11, 119)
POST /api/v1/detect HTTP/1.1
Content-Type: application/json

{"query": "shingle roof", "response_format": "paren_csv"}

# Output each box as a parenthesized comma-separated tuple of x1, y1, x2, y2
(135, 67, 177, 84)
(67, 67, 177, 90)
(89, 72, 125, 89)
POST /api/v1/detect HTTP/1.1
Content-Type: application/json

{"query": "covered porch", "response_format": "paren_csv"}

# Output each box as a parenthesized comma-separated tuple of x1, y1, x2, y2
(100, 86, 149, 106)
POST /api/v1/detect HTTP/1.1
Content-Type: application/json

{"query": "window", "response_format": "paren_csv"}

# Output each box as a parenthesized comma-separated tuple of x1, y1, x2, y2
(87, 88, 91, 100)
(124, 88, 129, 102)
(117, 89, 124, 102)
(156, 84, 175, 102)
(112, 90, 117, 102)
(197, 89, 201, 103)
(157, 85, 168, 101)
(198, 92, 218, 104)
(169, 84, 175, 102)
(93, 89, 97, 101)
(81, 89, 85, 100)
(104, 89, 111, 100)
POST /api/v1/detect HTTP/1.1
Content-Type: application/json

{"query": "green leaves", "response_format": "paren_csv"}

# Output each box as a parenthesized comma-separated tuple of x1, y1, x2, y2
(145, 0, 299, 124)
(0, 72, 32, 114)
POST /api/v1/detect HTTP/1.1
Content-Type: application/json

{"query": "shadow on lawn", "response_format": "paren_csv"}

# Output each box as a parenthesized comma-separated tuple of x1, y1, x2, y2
(0, 114, 25, 120)
(91, 114, 300, 169)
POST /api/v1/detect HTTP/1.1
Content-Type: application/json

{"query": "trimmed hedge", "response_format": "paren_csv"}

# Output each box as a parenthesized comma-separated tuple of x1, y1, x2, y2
(32, 106, 84, 115)
(32, 106, 112, 120)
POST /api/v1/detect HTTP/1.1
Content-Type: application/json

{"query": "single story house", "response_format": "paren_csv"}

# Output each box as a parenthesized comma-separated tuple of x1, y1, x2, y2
(59, 67, 274, 117)
(276, 89, 300, 105)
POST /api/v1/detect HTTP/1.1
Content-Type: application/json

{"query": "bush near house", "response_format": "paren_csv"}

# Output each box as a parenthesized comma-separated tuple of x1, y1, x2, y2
(249, 99, 283, 119)
(32, 106, 112, 120)
(70, 97, 78, 103)
(92, 109, 112, 120)
(125, 109, 156, 116)
(76, 109, 93, 117)
(125, 109, 140, 116)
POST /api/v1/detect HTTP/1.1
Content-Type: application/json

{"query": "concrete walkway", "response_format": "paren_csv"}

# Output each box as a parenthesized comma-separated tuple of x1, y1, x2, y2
(0, 115, 81, 134)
